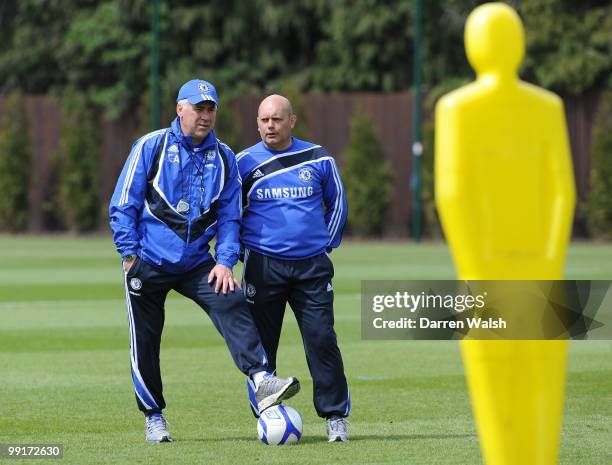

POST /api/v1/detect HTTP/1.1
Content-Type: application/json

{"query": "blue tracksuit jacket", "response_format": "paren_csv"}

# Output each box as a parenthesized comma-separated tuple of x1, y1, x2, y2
(109, 118, 241, 273)
(236, 137, 347, 259)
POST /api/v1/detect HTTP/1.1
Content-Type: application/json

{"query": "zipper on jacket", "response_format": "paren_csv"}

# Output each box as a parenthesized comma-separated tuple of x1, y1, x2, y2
(185, 149, 195, 248)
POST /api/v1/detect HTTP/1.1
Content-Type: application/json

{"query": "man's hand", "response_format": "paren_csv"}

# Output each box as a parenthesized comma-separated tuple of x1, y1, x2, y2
(123, 255, 137, 273)
(208, 264, 240, 294)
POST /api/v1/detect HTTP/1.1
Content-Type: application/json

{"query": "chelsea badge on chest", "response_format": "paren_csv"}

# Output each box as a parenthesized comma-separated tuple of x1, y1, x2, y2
(177, 199, 190, 214)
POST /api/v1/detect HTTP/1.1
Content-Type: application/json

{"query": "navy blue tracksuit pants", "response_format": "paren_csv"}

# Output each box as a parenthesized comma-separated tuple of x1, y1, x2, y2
(243, 249, 350, 418)
(123, 257, 268, 414)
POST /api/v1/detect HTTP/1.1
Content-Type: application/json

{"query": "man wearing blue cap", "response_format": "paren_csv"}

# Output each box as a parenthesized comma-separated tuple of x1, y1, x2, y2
(109, 80, 300, 443)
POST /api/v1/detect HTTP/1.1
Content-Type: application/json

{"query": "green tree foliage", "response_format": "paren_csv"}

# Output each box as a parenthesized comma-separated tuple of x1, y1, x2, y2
(0, 1, 18, 56)
(587, 92, 612, 239)
(0, 0, 609, 237)
(57, 1, 152, 119)
(0, 0, 152, 119)
(160, 0, 325, 106)
(342, 108, 392, 236)
(309, 0, 484, 92)
(56, 90, 101, 233)
(521, 0, 612, 95)
(0, 0, 76, 93)
(1, 1, 609, 116)
(214, 98, 243, 153)
(0, 92, 31, 232)
(421, 0, 484, 84)
(311, 1, 412, 91)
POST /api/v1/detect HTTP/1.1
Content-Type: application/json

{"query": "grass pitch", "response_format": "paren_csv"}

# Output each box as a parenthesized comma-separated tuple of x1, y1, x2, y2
(0, 236, 610, 464)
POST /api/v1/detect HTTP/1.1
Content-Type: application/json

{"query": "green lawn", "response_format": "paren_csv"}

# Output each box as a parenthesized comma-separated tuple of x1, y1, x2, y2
(1, 236, 610, 464)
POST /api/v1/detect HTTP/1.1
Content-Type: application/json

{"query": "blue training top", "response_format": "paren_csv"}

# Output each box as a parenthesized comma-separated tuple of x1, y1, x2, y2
(237, 137, 348, 260)
(109, 117, 241, 273)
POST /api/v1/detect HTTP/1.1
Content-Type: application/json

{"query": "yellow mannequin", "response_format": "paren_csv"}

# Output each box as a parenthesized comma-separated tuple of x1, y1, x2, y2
(435, 3, 575, 465)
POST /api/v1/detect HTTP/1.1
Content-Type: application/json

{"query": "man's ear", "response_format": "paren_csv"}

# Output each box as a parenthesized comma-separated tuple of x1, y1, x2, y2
(176, 103, 183, 117)
(290, 113, 297, 129)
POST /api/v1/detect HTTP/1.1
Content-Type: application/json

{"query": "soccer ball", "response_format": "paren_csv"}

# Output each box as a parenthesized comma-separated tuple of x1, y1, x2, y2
(257, 405, 303, 445)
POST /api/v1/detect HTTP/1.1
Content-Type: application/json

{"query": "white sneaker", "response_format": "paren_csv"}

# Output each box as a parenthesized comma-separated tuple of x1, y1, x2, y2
(255, 373, 300, 414)
(145, 413, 172, 443)
(327, 416, 349, 442)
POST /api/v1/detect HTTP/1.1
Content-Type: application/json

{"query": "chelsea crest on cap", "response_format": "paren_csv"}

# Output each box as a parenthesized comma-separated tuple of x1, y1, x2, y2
(177, 79, 218, 105)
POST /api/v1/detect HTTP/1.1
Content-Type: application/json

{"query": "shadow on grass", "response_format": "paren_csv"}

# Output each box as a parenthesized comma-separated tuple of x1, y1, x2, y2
(340, 433, 476, 442)
(179, 432, 475, 444)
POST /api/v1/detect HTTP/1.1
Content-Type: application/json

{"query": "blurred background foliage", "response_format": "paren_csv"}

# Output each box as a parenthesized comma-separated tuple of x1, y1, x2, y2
(342, 108, 393, 237)
(0, 92, 30, 232)
(0, 0, 609, 235)
(0, 0, 609, 119)
(587, 92, 612, 240)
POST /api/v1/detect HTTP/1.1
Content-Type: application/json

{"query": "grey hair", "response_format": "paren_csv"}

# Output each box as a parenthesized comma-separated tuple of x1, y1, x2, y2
(178, 98, 218, 110)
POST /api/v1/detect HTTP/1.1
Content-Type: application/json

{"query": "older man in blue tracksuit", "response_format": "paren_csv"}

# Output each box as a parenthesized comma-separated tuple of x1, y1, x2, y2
(109, 81, 299, 443)
(237, 94, 350, 442)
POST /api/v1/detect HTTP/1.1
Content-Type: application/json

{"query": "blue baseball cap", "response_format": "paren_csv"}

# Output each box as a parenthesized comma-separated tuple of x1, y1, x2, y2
(177, 79, 218, 105)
